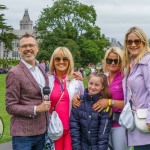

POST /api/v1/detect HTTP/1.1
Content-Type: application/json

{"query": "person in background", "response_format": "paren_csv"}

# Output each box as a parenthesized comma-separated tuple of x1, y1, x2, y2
(6, 33, 51, 150)
(123, 26, 150, 150)
(45, 60, 50, 73)
(48, 47, 84, 150)
(70, 72, 112, 150)
(78, 67, 85, 78)
(93, 47, 130, 150)
(74, 67, 78, 72)
(91, 64, 96, 73)
(87, 64, 92, 76)
(40, 59, 46, 70)
(100, 68, 104, 73)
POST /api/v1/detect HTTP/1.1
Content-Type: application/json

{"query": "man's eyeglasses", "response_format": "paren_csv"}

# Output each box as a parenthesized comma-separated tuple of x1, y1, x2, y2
(54, 57, 69, 62)
(126, 39, 142, 46)
(19, 44, 37, 49)
(106, 58, 120, 65)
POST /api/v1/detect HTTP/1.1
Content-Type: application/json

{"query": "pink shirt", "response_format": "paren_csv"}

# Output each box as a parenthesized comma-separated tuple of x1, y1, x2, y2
(109, 71, 124, 127)
(49, 74, 70, 130)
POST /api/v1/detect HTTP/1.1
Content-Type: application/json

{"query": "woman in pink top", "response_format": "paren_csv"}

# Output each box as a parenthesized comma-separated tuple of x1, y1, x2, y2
(48, 47, 84, 150)
(93, 47, 131, 150)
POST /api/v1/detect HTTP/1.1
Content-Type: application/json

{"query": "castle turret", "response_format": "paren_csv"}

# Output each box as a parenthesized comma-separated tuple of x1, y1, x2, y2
(20, 9, 33, 30)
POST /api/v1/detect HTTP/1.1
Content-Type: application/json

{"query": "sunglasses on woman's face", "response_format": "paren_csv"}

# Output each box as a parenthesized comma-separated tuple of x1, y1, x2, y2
(126, 39, 142, 46)
(106, 58, 120, 65)
(54, 57, 69, 62)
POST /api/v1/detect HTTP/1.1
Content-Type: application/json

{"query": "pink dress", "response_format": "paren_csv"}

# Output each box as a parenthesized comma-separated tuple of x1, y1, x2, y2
(49, 74, 70, 130)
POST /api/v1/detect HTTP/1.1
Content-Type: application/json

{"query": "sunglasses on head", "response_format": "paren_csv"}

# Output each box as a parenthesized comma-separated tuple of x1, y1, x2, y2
(106, 58, 120, 65)
(54, 57, 69, 62)
(126, 39, 142, 46)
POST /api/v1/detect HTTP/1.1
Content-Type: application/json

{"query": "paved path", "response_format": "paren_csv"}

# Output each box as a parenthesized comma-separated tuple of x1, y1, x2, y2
(0, 141, 12, 150)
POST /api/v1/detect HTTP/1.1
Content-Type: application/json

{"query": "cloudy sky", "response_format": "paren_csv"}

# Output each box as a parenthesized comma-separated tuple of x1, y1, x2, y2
(1, 0, 150, 44)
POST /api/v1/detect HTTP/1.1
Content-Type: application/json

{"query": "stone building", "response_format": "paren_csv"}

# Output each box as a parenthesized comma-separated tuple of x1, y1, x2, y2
(0, 9, 34, 59)
(105, 37, 123, 50)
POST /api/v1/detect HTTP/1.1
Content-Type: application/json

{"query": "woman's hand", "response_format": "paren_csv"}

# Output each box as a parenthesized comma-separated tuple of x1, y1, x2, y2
(147, 123, 150, 130)
(72, 95, 81, 108)
(93, 99, 109, 112)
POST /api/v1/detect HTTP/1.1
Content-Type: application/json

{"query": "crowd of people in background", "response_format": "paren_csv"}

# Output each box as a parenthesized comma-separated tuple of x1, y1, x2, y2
(5, 26, 150, 150)
(0, 67, 9, 74)
(74, 63, 104, 79)
(40, 60, 50, 73)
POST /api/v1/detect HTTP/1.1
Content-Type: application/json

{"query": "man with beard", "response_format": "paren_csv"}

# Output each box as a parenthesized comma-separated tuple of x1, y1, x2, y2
(6, 33, 51, 150)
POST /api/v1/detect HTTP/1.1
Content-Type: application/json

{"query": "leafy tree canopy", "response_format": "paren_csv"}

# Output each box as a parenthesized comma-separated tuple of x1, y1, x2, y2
(36, 0, 110, 67)
(0, 4, 18, 52)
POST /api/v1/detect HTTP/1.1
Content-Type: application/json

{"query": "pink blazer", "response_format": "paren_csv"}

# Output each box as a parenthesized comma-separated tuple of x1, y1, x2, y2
(6, 61, 49, 136)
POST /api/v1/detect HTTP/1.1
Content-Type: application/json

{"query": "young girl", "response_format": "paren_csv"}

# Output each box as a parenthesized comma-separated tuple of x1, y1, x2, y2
(70, 72, 112, 150)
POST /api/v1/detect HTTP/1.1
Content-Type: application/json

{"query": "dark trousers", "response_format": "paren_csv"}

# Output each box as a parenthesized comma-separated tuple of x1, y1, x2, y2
(134, 144, 150, 150)
(12, 133, 45, 150)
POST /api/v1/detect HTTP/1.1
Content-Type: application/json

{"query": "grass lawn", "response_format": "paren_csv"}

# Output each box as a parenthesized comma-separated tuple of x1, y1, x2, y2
(0, 74, 11, 143)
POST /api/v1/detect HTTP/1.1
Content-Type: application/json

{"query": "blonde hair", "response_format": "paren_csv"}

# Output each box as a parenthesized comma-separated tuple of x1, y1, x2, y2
(123, 26, 150, 73)
(103, 47, 124, 74)
(88, 72, 111, 98)
(49, 47, 74, 81)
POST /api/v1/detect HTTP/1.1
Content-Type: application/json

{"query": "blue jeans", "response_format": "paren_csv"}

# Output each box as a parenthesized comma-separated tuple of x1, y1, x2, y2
(12, 133, 45, 150)
(109, 126, 131, 150)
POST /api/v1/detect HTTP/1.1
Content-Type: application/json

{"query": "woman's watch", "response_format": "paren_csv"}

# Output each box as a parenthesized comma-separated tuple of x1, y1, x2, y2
(109, 99, 115, 106)
(112, 99, 115, 106)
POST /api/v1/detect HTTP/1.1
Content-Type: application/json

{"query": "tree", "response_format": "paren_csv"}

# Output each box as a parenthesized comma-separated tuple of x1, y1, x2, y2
(0, 4, 18, 57)
(36, 0, 110, 66)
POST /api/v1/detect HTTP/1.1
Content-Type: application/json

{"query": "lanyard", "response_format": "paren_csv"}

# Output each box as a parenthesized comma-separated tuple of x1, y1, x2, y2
(54, 74, 66, 92)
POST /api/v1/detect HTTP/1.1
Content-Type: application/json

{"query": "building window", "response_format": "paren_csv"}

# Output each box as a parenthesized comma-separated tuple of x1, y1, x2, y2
(3, 51, 8, 58)
(12, 51, 19, 58)
(13, 41, 19, 48)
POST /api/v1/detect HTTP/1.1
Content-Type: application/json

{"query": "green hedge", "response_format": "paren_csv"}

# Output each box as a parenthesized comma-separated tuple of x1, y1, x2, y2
(0, 59, 19, 69)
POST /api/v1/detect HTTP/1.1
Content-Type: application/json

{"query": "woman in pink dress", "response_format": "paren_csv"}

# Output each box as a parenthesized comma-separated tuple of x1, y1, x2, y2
(48, 47, 84, 150)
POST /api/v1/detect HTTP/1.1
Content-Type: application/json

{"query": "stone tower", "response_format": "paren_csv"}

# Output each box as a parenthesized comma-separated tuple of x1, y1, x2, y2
(20, 9, 33, 30)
